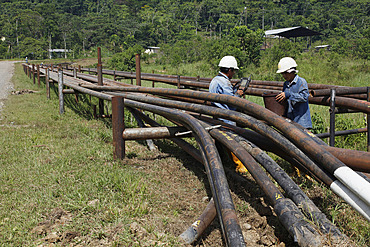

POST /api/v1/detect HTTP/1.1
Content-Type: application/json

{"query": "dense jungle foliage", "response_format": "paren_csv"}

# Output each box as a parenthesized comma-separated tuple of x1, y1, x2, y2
(0, 0, 369, 71)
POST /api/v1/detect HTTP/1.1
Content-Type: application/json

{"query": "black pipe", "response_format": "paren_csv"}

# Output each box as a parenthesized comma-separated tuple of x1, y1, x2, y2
(205, 126, 324, 246)
(225, 131, 344, 238)
(107, 91, 336, 185)
(122, 99, 246, 246)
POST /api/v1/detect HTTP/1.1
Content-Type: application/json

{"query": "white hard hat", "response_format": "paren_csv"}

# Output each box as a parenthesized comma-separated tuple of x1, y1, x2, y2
(276, 57, 298, 73)
(218, 56, 239, 70)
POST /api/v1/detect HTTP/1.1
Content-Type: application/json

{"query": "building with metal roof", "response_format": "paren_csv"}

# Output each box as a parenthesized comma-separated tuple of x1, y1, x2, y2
(264, 26, 322, 39)
(263, 26, 323, 50)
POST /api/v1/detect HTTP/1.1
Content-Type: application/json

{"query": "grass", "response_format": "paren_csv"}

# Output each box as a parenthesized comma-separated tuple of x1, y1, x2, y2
(0, 63, 190, 246)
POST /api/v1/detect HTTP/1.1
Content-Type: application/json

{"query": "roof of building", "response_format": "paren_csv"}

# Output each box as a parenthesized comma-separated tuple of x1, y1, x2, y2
(264, 26, 322, 38)
(48, 49, 71, 52)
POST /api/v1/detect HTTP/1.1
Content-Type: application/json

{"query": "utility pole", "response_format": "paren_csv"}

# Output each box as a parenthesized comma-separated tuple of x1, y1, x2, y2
(262, 7, 265, 30)
(49, 35, 51, 59)
(244, 7, 247, 26)
(16, 19, 19, 46)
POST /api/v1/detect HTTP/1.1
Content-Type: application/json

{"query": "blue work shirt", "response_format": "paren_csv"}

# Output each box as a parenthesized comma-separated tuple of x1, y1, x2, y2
(209, 72, 240, 125)
(283, 75, 312, 129)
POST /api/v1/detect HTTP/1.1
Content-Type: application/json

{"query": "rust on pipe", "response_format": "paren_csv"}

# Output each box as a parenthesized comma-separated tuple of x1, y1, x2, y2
(311, 87, 369, 97)
(229, 133, 343, 236)
(45, 67, 50, 99)
(210, 128, 285, 204)
(122, 86, 364, 174)
(60, 79, 112, 101)
(112, 86, 345, 170)
(77, 68, 367, 103)
(309, 95, 370, 114)
(367, 87, 370, 152)
(179, 198, 217, 244)
(37, 64, 40, 86)
(122, 99, 246, 246)
(62, 89, 76, 94)
(97, 47, 103, 86)
(97, 47, 104, 117)
(112, 96, 125, 159)
(135, 54, 141, 86)
(208, 127, 324, 245)
(58, 69, 64, 114)
(324, 146, 370, 173)
(32, 64, 36, 84)
(130, 108, 204, 164)
(316, 128, 367, 139)
(109, 90, 370, 179)
(122, 126, 189, 140)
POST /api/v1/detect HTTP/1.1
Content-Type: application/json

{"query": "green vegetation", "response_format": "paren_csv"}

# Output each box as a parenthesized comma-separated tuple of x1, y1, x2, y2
(0, 64, 187, 246)
(0, 0, 369, 63)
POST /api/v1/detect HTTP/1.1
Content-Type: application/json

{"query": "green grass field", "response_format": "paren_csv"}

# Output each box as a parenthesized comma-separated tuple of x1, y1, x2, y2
(0, 63, 187, 246)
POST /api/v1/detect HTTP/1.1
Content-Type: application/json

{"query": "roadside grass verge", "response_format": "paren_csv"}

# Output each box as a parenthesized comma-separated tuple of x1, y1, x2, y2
(0, 63, 192, 246)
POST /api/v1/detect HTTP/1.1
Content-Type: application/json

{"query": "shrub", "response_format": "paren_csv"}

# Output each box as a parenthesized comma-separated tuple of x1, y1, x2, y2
(106, 45, 145, 71)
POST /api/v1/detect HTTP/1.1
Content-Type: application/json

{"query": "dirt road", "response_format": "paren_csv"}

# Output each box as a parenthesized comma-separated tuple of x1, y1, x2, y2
(0, 61, 16, 116)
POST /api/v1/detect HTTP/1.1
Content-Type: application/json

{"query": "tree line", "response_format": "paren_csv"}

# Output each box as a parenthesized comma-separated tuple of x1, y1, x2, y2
(0, 0, 368, 63)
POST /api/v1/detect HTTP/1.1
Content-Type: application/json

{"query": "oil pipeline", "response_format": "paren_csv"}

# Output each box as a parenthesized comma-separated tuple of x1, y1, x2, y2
(22, 62, 370, 246)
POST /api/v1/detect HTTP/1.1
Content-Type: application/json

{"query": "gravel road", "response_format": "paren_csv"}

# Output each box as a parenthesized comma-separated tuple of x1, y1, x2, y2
(0, 61, 16, 116)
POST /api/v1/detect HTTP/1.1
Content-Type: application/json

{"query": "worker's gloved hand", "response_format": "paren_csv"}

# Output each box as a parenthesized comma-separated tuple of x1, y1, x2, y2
(231, 152, 248, 174)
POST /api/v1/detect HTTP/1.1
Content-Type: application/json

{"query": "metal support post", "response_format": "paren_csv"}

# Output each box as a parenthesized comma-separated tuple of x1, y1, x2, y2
(58, 69, 64, 114)
(112, 96, 125, 159)
(135, 53, 141, 86)
(97, 47, 103, 86)
(97, 47, 104, 117)
(152, 70, 155, 88)
(367, 87, 370, 152)
(46, 67, 50, 99)
(329, 89, 336, 146)
(32, 64, 36, 84)
(37, 64, 40, 87)
(177, 75, 181, 88)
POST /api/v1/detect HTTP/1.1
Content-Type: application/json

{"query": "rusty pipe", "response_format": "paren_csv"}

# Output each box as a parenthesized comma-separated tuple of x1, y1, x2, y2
(207, 127, 324, 246)
(110, 87, 367, 177)
(128, 108, 204, 164)
(311, 87, 369, 97)
(122, 126, 190, 140)
(109, 91, 370, 185)
(309, 95, 370, 114)
(316, 128, 367, 139)
(197, 116, 370, 221)
(179, 198, 217, 244)
(226, 130, 344, 237)
(116, 92, 370, 219)
(45, 69, 370, 203)
(122, 99, 246, 246)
